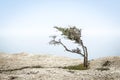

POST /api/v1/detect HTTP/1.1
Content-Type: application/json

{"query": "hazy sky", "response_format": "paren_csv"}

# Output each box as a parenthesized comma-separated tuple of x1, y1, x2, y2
(0, 0, 120, 59)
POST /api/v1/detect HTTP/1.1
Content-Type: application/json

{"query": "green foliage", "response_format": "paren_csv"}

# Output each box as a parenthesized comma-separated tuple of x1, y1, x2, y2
(96, 67, 110, 71)
(54, 26, 81, 43)
(62, 64, 88, 70)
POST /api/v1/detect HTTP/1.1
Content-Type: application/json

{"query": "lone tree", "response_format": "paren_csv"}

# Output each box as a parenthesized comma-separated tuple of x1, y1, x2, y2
(49, 26, 88, 68)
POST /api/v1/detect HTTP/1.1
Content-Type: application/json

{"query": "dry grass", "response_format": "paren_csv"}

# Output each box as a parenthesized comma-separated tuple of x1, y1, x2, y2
(0, 52, 120, 80)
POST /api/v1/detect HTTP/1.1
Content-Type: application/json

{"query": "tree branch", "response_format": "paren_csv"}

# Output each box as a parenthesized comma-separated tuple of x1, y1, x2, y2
(59, 40, 84, 57)
(49, 35, 84, 57)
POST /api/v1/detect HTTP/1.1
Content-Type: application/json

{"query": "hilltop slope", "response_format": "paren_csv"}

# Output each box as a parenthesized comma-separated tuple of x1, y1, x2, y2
(0, 52, 120, 80)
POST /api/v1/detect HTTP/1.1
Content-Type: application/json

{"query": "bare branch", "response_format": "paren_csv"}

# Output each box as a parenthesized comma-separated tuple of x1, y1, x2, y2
(59, 40, 84, 57)
(49, 40, 60, 45)
(49, 36, 60, 45)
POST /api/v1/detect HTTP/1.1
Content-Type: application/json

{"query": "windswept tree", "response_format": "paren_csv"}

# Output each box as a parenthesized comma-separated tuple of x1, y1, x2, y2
(49, 26, 88, 68)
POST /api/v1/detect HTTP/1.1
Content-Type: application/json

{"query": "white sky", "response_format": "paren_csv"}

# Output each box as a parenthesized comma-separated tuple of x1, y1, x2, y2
(0, 0, 120, 59)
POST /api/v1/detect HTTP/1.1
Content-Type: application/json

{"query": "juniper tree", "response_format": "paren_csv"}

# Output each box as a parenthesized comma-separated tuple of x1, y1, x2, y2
(49, 26, 88, 68)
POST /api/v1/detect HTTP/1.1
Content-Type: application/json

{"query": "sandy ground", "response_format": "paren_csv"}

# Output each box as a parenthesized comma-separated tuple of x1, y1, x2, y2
(0, 52, 120, 80)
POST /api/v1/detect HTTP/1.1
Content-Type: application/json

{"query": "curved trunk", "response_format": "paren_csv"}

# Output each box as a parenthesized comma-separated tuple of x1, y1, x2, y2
(81, 40, 88, 68)
(84, 51, 88, 68)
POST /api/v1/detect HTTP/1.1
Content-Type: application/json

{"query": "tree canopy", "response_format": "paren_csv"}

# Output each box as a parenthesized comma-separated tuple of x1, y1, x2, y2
(54, 26, 82, 44)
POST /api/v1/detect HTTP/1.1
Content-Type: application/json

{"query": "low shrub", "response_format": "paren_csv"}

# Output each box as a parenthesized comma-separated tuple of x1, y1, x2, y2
(102, 60, 111, 66)
(96, 67, 110, 71)
(62, 64, 88, 70)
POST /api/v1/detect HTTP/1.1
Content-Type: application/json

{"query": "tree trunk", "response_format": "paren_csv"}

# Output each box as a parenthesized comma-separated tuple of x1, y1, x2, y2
(84, 54, 88, 68)
(84, 46, 88, 68)
(84, 55, 86, 67)
(86, 47, 88, 68)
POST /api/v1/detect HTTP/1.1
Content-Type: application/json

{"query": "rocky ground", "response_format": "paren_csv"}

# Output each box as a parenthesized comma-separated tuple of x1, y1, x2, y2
(0, 52, 120, 80)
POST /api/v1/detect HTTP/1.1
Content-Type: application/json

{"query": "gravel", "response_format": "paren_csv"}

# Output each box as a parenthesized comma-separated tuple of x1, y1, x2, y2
(0, 52, 120, 80)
